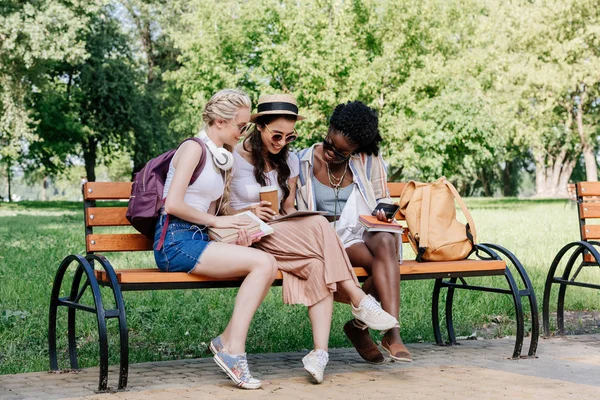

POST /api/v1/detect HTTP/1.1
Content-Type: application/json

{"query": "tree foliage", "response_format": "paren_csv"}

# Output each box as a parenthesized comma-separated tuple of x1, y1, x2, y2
(2, 0, 599, 196)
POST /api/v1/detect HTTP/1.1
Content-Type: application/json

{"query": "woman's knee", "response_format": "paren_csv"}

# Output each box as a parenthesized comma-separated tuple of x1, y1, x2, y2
(254, 252, 278, 280)
(371, 233, 397, 255)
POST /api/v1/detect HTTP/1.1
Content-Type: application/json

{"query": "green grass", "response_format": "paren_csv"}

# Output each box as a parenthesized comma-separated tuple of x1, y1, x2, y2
(1, 198, 599, 375)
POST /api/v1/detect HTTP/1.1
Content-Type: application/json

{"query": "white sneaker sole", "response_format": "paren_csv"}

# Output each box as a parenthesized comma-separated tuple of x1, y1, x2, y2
(209, 341, 219, 355)
(352, 313, 399, 331)
(303, 363, 324, 384)
(213, 355, 262, 390)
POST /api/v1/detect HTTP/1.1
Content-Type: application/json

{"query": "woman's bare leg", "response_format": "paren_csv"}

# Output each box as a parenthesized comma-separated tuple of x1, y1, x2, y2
(308, 294, 334, 351)
(193, 242, 278, 354)
(363, 232, 402, 344)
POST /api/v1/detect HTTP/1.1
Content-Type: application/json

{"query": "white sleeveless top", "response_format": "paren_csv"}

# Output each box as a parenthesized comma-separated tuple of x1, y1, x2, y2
(162, 148, 224, 213)
(229, 150, 299, 210)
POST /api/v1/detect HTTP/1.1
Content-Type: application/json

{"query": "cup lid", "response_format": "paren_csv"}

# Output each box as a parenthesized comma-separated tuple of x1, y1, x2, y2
(259, 185, 278, 192)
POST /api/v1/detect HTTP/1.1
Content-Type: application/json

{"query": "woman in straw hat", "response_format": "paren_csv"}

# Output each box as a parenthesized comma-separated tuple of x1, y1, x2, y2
(154, 89, 277, 390)
(225, 94, 398, 384)
(296, 101, 411, 365)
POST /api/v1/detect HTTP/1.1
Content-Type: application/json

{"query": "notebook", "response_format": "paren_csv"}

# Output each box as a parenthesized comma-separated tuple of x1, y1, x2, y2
(358, 215, 404, 234)
(208, 211, 274, 243)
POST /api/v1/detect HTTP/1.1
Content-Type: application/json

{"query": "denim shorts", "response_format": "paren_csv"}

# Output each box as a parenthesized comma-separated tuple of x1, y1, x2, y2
(153, 214, 212, 273)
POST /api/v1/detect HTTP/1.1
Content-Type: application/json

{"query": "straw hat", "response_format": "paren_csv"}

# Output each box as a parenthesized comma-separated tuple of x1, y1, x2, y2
(250, 94, 305, 122)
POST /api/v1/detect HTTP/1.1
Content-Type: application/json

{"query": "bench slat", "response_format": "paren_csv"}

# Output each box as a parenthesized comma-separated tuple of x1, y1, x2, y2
(581, 225, 600, 241)
(388, 182, 406, 198)
(95, 260, 506, 285)
(579, 203, 600, 219)
(86, 207, 129, 227)
(84, 182, 132, 200)
(577, 182, 600, 197)
(87, 234, 153, 252)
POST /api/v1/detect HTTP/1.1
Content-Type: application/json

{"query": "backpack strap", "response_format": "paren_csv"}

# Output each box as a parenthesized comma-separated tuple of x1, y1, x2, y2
(416, 184, 431, 261)
(156, 138, 208, 251)
(443, 178, 477, 244)
(184, 137, 208, 184)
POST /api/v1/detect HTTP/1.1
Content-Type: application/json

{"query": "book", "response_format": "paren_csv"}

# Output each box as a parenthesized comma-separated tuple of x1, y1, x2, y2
(208, 211, 274, 243)
(358, 215, 404, 234)
(270, 210, 328, 223)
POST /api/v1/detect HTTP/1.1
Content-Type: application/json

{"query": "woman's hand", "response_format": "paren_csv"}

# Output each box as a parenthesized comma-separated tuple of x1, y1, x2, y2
(235, 228, 262, 247)
(376, 208, 393, 223)
(251, 200, 277, 222)
(212, 214, 253, 229)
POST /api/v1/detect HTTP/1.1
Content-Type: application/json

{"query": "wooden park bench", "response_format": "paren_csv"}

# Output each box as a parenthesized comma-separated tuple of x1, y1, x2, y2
(543, 181, 600, 336)
(49, 181, 539, 391)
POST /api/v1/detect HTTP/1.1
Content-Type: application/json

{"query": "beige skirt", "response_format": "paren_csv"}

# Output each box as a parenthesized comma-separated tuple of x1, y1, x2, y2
(254, 215, 359, 306)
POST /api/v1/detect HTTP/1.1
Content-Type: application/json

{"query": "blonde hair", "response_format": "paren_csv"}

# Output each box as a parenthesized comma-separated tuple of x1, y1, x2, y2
(202, 89, 251, 216)
(202, 88, 251, 126)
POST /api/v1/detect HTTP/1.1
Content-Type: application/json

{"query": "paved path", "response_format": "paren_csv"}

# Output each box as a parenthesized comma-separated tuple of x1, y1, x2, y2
(1, 335, 599, 399)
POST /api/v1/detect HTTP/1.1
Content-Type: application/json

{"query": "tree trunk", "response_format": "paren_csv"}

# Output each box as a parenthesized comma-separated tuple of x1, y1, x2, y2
(557, 160, 575, 196)
(41, 176, 48, 201)
(6, 162, 12, 202)
(502, 159, 521, 197)
(576, 103, 597, 182)
(533, 149, 576, 197)
(534, 151, 547, 196)
(83, 137, 97, 182)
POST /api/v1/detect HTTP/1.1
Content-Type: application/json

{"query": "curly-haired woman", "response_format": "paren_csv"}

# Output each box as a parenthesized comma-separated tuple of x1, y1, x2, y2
(227, 94, 399, 384)
(296, 101, 412, 364)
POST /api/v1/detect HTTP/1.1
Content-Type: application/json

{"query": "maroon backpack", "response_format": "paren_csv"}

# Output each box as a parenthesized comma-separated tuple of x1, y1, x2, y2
(126, 137, 207, 248)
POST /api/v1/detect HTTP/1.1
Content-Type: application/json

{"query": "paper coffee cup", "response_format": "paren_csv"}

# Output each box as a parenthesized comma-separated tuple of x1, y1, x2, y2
(259, 185, 279, 214)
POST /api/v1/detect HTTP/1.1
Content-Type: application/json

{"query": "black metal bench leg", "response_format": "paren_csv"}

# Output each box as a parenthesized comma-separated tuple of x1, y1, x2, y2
(542, 253, 562, 337)
(48, 254, 111, 392)
(542, 242, 588, 337)
(67, 266, 86, 370)
(49, 256, 88, 371)
(481, 243, 539, 357)
(504, 268, 524, 359)
(445, 278, 458, 345)
(432, 278, 444, 345)
(87, 255, 129, 390)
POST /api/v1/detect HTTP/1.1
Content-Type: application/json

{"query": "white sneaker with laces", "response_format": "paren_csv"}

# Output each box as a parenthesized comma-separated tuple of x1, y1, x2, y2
(352, 294, 399, 331)
(302, 349, 329, 384)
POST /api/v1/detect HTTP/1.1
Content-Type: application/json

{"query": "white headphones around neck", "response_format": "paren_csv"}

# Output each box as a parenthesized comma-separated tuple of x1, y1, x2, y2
(198, 130, 234, 171)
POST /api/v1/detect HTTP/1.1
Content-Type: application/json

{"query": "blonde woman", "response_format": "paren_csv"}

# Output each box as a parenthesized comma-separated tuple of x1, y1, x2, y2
(153, 89, 277, 390)
(227, 94, 399, 384)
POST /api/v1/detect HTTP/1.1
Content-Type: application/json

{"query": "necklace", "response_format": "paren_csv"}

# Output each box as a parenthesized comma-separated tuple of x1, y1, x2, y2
(326, 161, 349, 227)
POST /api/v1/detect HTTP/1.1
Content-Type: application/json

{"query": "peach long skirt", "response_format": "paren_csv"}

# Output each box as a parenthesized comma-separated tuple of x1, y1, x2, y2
(254, 215, 359, 306)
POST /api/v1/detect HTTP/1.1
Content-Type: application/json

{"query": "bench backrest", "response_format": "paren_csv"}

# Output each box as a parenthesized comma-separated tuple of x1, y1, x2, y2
(576, 182, 600, 242)
(83, 181, 409, 255)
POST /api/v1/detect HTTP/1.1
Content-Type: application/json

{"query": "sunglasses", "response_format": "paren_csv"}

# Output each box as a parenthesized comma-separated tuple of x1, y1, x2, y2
(322, 137, 352, 160)
(230, 120, 251, 134)
(264, 124, 298, 144)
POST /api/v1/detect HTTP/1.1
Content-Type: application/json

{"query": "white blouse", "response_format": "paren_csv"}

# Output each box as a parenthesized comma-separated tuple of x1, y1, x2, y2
(229, 150, 300, 210)
(162, 151, 224, 213)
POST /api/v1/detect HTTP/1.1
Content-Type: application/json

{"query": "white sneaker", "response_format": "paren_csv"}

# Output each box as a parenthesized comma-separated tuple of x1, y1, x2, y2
(302, 349, 329, 384)
(352, 295, 399, 331)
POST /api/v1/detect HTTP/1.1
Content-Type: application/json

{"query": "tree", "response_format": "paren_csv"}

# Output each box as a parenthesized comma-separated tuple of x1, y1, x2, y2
(0, 0, 96, 199)
(29, 7, 140, 182)
(119, 0, 184, 173)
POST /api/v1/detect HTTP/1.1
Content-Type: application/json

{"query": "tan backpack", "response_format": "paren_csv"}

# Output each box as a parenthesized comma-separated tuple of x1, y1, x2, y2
(399, 177, 476, 262)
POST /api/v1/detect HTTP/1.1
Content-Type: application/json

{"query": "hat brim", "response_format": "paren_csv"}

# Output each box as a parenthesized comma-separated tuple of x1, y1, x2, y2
(250, 110, 305, 122)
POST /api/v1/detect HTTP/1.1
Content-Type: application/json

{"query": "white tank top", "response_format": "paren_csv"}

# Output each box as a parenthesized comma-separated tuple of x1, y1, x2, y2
(162, 149, 224, 213)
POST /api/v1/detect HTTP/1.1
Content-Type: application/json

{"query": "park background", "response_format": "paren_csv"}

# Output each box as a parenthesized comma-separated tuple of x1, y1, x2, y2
(1, 0, 599, 375)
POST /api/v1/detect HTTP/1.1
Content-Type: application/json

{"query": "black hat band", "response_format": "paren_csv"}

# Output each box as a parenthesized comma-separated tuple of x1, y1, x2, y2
(257, 101, 298, 114)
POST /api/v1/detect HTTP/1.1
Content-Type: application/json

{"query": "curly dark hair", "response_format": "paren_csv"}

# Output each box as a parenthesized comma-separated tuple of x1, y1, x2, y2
(242, 114, 297, 213)
(329, 101, 381, 156)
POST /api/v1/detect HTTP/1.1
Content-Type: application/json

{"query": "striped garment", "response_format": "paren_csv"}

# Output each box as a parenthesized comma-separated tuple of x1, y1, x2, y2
(296, 143, 391, 212)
